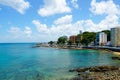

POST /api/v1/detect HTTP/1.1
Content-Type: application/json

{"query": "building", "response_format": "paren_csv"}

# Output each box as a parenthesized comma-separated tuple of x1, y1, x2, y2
(111, 27, 120, 47)
(69, 35, 77, 45)
(96, 32, 107, 46)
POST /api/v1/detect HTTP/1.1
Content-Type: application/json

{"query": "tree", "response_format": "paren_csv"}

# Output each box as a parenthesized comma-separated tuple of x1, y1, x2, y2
(81, 32, 96, 46)
(102, 30, 110, 41)
(48, 41, 54, 46)
(57, 36, 68, 44)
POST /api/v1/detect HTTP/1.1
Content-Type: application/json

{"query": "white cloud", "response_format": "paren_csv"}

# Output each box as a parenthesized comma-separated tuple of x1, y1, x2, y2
(32, 20, 49, 34)
(7, 26, 41, 42)
(24, 26, 32, 37)
(5, 0, 120, 42)
(32, 15, 81, 40)
(89, 0, 120, 30)
(50, 24, 75, 36)
(90, 0, 120, 15)
(32, 11, 120, 41)
(38, 0, 71, 17)
(8, 27, 23, 38)
(0, 0, 30, 14)
(8, 27, 21, 34)
(54, 15, 72, 25)
(98, 14, 119, 29)
(71, 0, 79, 9)
(8, 26, 32, 39)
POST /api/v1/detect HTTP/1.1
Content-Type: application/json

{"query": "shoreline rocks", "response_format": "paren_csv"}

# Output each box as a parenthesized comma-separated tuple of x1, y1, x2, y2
(69, 66, 120, 80)
(69, 66, 120, 73)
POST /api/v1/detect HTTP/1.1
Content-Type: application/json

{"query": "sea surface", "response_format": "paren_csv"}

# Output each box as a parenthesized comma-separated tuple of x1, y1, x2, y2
(0, 43, 120, 80)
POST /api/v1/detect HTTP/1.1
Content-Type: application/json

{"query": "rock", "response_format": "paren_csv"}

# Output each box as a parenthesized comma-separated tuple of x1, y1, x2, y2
(69, 66, 119, 73)
(111, 56, 120, 60)
(69, 66, 120, 80)
(89, 66, 119, 72)
(32, 45, 41, 48)
(89, 67, 101, 72)
(78, 73, 81, 76)
(69, 69, 76, 72)
(76, 68, 89, 72)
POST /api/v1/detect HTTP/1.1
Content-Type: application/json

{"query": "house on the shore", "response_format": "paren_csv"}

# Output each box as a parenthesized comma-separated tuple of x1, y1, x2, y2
(95, 32, 107, 46)
(69, 35, 77, 45)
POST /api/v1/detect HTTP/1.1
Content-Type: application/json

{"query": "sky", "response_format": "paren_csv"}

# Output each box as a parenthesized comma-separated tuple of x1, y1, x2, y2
(0, 0, 120, 43)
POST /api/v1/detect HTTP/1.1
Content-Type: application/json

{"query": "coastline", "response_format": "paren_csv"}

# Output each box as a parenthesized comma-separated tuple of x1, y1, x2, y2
(83, 46, 120, 52)
(58, 46, 120, 55)
(53, 46, 120, 54)
(33, 44, 120, 54)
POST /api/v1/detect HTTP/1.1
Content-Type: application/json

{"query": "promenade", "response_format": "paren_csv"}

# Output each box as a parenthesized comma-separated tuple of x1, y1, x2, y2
(83, 46, 120, 52)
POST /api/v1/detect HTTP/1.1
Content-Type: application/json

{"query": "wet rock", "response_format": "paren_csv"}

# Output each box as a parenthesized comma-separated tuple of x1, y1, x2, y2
(111, 56, 120, 60)
(32, 45, 41, 48)
(69, 66, 119, 73)
(90, 66, 119, 72)
(69, 66, 120, 80)
(76, 68, 90, 72)
(69, 69, 76, 72)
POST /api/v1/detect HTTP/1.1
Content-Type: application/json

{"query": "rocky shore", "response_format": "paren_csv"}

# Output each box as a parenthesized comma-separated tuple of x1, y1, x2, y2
(69, 66, 120, 80)
(33, 43, 120, 53)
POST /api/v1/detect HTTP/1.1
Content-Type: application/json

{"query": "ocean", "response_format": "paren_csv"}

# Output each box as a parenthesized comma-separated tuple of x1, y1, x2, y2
(0, 43, 119, 80)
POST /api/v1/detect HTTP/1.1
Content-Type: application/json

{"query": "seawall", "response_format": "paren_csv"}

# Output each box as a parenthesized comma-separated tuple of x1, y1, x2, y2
(83, 46, 120, 52)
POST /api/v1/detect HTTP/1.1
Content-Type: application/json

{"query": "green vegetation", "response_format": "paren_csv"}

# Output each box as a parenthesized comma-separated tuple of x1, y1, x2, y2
(81, 32, 96, 46)
(57, 36, 68, 44)
(56, 30, 110, 46)
(48, 41, 54, 46)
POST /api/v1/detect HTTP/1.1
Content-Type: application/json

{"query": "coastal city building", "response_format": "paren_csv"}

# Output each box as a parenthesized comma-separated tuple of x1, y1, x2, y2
(111, 27, 120, 47)
(69, 35, 77, 45)
(95, 32, 107, 46)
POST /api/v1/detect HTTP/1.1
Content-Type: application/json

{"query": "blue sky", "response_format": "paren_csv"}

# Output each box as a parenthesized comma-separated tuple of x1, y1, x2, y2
(0, 0, 120, 43)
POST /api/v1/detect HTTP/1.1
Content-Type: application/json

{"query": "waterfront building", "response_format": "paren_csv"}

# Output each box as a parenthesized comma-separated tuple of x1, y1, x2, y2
(111, 27, 120, 47)
(96, 32, 107, 46)
(69, 35, 77, 45)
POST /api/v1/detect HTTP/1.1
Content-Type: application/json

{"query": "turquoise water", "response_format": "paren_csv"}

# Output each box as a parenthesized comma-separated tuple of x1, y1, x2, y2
(0, 43, 120, 80)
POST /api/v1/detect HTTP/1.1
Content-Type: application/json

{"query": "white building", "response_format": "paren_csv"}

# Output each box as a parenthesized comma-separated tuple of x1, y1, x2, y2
(96, 32, 107, 46)
(111, 27, 120, 47)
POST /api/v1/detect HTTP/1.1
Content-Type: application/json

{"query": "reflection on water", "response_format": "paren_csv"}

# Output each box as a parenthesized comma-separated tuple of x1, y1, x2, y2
(0, 43, 120, 80)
